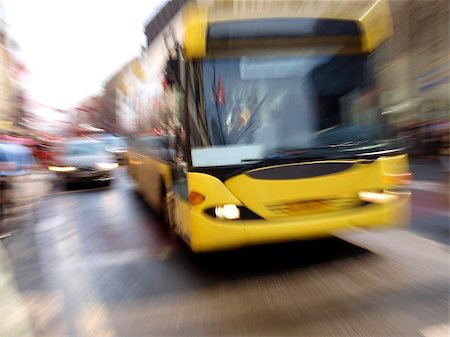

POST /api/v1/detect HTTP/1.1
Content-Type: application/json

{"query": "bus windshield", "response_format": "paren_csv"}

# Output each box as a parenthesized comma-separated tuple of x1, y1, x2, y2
(190, 53, 387, 167)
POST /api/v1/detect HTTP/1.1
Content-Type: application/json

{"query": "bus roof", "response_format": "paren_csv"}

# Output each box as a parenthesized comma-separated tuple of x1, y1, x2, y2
(183, 0, 392, 58)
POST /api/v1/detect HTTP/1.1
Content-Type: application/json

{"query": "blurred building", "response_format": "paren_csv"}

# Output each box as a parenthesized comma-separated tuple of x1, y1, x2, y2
(0, 5, 14, 131)
(110, 0, 448, 141)
(100, 0, 189, 136)
(374, 0, 449, 129)
(103, 59, 145, 135)
(75, 95, 105, 130)
(0, 5, 30, 133)
(103, 70, 122, 133)
(144, 0, 188, 48)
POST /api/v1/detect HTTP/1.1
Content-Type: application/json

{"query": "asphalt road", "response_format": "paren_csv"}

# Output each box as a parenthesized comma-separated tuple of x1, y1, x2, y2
(409, 158, 449, 245)
(2, 163, 449, 337)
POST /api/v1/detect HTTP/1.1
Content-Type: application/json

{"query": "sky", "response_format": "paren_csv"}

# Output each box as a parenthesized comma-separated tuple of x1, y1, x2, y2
(2, 0, 167, 111)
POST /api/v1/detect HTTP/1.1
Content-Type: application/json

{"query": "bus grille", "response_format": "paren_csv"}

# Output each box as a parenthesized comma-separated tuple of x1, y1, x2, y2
(265, 197, 362, 215)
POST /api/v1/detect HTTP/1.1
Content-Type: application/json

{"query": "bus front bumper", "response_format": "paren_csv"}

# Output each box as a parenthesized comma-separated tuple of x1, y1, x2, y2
(189, 195, 410, 252)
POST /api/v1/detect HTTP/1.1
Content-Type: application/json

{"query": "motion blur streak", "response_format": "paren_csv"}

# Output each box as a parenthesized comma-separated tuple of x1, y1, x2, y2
(0, 0, 448, 336)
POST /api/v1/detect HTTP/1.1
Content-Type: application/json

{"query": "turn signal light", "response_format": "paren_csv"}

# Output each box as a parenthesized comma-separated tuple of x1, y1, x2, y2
(189, 191, 205, 205)
(384, 173, 412, 186)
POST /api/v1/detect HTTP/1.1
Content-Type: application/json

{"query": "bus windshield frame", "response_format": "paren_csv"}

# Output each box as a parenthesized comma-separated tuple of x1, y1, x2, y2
(187, 50, 391, 168)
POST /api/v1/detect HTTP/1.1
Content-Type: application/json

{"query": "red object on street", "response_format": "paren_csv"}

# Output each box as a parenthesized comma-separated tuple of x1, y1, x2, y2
(216, 79, 225, 105)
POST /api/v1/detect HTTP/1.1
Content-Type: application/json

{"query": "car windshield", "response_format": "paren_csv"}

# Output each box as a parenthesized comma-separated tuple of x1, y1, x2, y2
(65, 141, 105, 155)
(188, 53, 387, 167)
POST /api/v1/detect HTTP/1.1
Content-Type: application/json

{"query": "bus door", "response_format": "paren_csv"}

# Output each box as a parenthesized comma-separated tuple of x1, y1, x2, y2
(163, 46, 191, 240)
(165, 84, 190, 238)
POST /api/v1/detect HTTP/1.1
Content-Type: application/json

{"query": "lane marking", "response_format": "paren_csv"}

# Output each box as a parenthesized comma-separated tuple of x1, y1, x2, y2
(412, 181, 447, 193)
(23, 291, 66, 334)
(74, 303, 116, 337)
(46, 211, 117, 337)
(413, 204, 450, 218)
(34, 214, 64, 232)
(421, 323, 450, 337)
(175, 307, 185, 330)
(337, 228, 449, 260)
(56, 246, 177, 271)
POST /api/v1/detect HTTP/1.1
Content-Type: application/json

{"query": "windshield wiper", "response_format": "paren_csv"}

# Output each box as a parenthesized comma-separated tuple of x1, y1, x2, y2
(212, 62, 226, 145)
(266, 147, 341, 160)
(240, 147, 338, 163)
(240, 140, 404, 164)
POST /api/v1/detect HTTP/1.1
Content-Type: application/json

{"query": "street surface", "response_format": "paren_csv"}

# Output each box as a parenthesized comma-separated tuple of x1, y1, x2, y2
(1, 159, 449, 337)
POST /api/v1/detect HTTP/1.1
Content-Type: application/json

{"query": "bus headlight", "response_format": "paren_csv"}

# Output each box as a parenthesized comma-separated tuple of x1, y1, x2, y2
(204, 205, 263, 220)
(359, 191, 398, 204)
(215, 204, 240, 220)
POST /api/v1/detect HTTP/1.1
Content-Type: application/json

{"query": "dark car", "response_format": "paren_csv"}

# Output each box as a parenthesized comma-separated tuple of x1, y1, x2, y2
(49, 139, 118, 186)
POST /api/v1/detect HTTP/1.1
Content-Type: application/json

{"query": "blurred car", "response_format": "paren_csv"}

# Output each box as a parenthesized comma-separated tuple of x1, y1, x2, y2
(98, 135, 128, 165)
(0, 142, 51, 236)
(48, 139, 118, 186)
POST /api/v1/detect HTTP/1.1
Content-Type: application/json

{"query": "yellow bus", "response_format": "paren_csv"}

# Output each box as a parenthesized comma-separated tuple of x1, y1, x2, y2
(128, 0, 411, 252)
